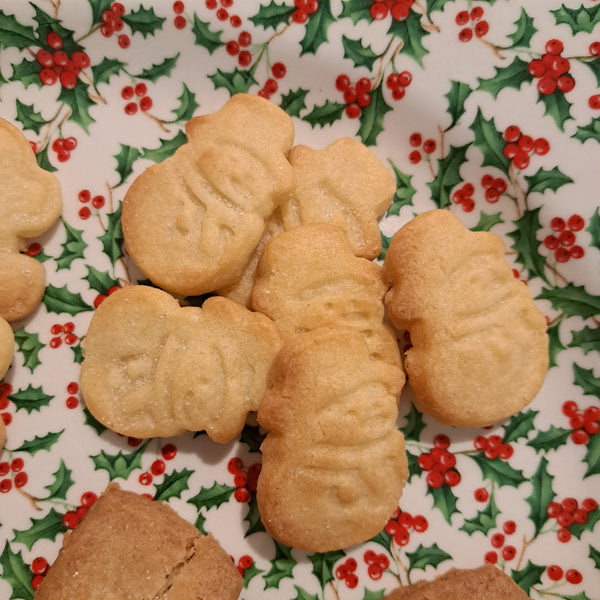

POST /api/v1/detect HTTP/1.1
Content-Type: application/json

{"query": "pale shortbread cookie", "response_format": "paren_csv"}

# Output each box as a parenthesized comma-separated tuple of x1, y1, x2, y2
(34, 483, 243, 600)
(251, 222, 401, 364)
(0, 317, 14, 452)
(0, 118, 62, 322)
(80, 285, 282, 443)
(257, 326, 408, 552)
(383, 209, 549, 428)
(122, 93, 295, 297)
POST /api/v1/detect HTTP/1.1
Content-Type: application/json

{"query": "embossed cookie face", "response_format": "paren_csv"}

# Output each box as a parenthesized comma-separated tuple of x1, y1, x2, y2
(383, 209, 549, 428)
(0, 118, 62, 322)
(121, 94, 295, 296)
(257, 326, 408, 552)
(80, 286, 282, 443)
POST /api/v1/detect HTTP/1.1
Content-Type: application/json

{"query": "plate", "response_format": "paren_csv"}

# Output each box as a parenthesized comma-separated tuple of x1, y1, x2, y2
(0, 1, 599, 598)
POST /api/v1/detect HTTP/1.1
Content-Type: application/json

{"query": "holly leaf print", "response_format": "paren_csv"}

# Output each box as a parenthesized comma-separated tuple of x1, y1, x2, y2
(187, 481, 236, 513)
(583, 428, 600, 479)
(469, 454, 526, 488)
(141, 129, 186, 163)
(461, 491, 500, 535)
(56, 219, 87, 271)
(191, 14, 223, 54)
(444, 80, 472, 131)
(84, 265, 120, 295)
(280, 88, 309, 117)
(7, 384, 53, 413)
(240, 423, 265, 454)
(342, 35, 378, 70)
(249, 1, 294, 30)
(399, 401, 426, 441)
(506, 207, 548, 283)
(15, 100, 45, 135)
(301, 0, 336, 56)
(43, 284, 92, 315)
(308, 549, 345, 590)
(507, 7, 537, 49)
(154, 468, 193, 501)
(363, 591, 385, 600)
(570, 506, 600, 539)
(88, 0, 113, 25)
(471, 211, 503, 232)
(406, 543, 452, 573)
(427, 143, 469, 209)
(569, 326, 600, 355)
(303, 100, 345, 128)
(121, 5, 165, 38)
(83, 404, 107, 436)
(292, 586, 319, 600)
(528, 426, 571, 454)
(477, 57, 530, 98)
(587, 207, 600, 251)
(91, 445, 146, 480)
(524, 166, 573, 196)
(12, 508, 67, 551)
(357, 85, 392, 146)
(92, 57, 126, 87)
(10, 58, 42, 89)
(387, 12, 429, 67)
(551, 4, 600, 35)
(573, 117, 600, 144)
(537, 91, 573, 132)
(511, 561, 546, 596)
(31, 4, 81, 54)
(0, 542, 33, 600)
(339, 0, 370, 24)
(138, 53, 180, 82)
(547, 320, 566, 369)
(44, 459, 75, 500)
(13, 329, 44, 373)
(245, 492, 266, 536)
(58, 85, 95, 134)
(113, 143, 142, 186)
(209, 67, 257, 95)
(98, 204, 124, 267)
(537, 284, 600, 320)
(427, 485, 459, 524)
(13, 429, 64, 456)
(590, 545, 600, 570)
(387, 162, 417, 214)
(35, 144, 57, 173)
(470, 108, 509, 172)
(171, 83, 199, 122)
(378, 231, 392, 261)
(503, 409, 539, 444)
(0, 10, 37, 50)
(525, 456, 555, 535)
(264, 542, 296, 589)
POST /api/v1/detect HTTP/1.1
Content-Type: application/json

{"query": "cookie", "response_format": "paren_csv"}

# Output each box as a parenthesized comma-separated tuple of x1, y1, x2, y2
(257, 326, 408, 552)
(34, 483, 243, 600)
(122, 93, 295, 297)
(251, 222, 401, 364)
(0, 317, 14, 452)
(383, 564, 529, 599)
(0, 118, 62, 322)
(80, 285, 282, 442)
(383, 209, 549, 427)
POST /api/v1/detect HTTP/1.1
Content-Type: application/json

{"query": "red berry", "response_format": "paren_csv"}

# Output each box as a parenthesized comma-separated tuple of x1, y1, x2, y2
(433, 433, 450, 449)
(226, 40, 240, 55)
(394, 525, 410, 546)
(101, 23, 114, 37)
(228, 457, 243, 474)
(40, 67, 58, 86)
(557, 75, 575, 93)
(67, 380, 79, 393)
(562, 497, 578, 513)
(512, 150, 530, 170)
(93, 294, 107, 308)
(537, 76, 557, 95)
(234, 486, 250, 502)
(272, 62, 286, 79)
(81, 491, 98, 507)
(173, 15, 186, 28)
(409, 132, 422, 147)
(528, 59, 546, 77)
(345, 103, 361, 119)
(173, 1, 185, 13)
(589, 94, 600, 109)
(533, 137, 550, 155)
(426, 469, 444, 488)
(573, 508, 588, 524)
(238, 31, 251, 46)
(63, 136, 77, 151)
(161, 443, 177, 460)
(417, 453, 434, 471)
(49, 336, 62, 348)
(494, 177, 507, 192)
(118, 34, 130, 48)
(230, 15, 242, 27)
(474, 436, 488, 451)
(11, 457, 24, 473)
(503, 520, 516, 535)
(357, 92, 371, 108)
(491, 532, 504, 548)
(125, 102, 138, 115)
(408, 149, 421, 164)
(501, 545, 516, 561)
(31, 557, 48, 575)
(474, 20, 489, 37)
(0, 462, 8, 476)
(370, 2, 388, 20)
(503, 125, 521, 143)
(238, 50, 252, 67)
(558, 230, 575, 247)
(557, 527, 571, 543)
(65, 396, 79, 409)
(571, 429, 589, 445)
(485, 188, 499, 203)
(545, 39, 564, 55)
(590, 41, 600, 56)
(140, 96, 153, 112)
(0, 478, 12, 493)
(499, 443, 513, 460)
(291, 8, 308, 23)
(547, 564, 563, 581)
(356, 77, 371, 94)
(206, 0, 217, 8)
(563, 403, 578, 419)
(345, 573, 358, 588)
(470, 6, 484, 20)
(264, 78, 278, 95)
(444, 470, 461, 487)
(484, 550, 498, 564)
(139, 472, 153, 485)
(570, 413, 585, 429)
(503, 143, 519, 159)
(582, 498, 598, 512)
(565, 569, 582, 584)
(62, 511, 80, 529)
(475, 487, 490, 502)
(455, 10, 469, 25)
(234, 471, 247, 487)
(239, 555, 253, 570)
(151, 459, 165, 476)
(60, 70, 77, 89)
(46, 31, 63, 49)
(518, 134, 534, 152)
(15, 472, 28, 488)
(112, 2, 126, 16)
(72, 51, 90, 69)
(398, 71, 412, 87)
(567, 214, 584, 231)
(459, 27, 473, 42)
(391, 2, 410, 21)
(368, 563, 382, 579)
(121, 86, 134, 99)
(335, 74, 350, 92)
(423, 139, 436, 154)
(36, 49, 54, 68)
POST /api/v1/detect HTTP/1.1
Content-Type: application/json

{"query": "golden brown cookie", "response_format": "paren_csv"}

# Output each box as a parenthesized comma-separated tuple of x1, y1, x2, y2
(80, 285, 282, 442)
(251, 222, 401, 364)
(0, 118, 62, 322)
(257, 326, 408, 552)
(122, 93, 295, 296)
(383, 564, 529, 600)
(34, 483, 243, 600)
(383, 209, 548, 427)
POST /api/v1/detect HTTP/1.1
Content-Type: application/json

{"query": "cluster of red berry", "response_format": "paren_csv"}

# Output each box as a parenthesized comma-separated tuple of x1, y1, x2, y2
(385, 70, 412, 101)
(408, 132, 436, 165)
(369, 0, 414, 22)
(484, 522, 517, 565)
(502, 125, 549, 170)
(93, 284, 122, 309)
(78, 188, 107, 221)
(121, 82, 153, 116)
(335, 75, 373, 119)
(291, 0, 319, 24)
(473, 434, 514, 460)
(0, 456, 27, 493)
(334, 556, 359, 589)
(455, 6, 489, 41)
(172, 1, 187, 29)
(543, 216, 585, 264)
(451, 182, 475, 212)
(384, 507, 428, 547)
(138, 443, 178, 487)
(363, 549, 390, 581)
(528, 39, 575, 96)
(546, 564, 583, 584)
(417, 434, 461, 489)
(562, 400, 599, 445)
(227, 456, 261, 503)
(234, 554, 254, 578)
(546, 496, 598, 543)
(225, 30, 252, 68)
(100, 2, 131, 49)
(206, 0, 243, 28)
(0, 382, 12, 430)
(51, 136, 78, 163)
(30, 556, 50, 591)
(481, 174, 508, 203)
(49, 322, 78, 349)
(62, 491, 98, 529)
(36, 33, 90, 89)
(257, 63, 287, 100)
(65, 381, 80, 410)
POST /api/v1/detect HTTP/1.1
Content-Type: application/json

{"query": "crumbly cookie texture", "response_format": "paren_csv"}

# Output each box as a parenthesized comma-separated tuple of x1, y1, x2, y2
(383, 209, 549, 428)
(383, 564, 529, 600)
(122, 93, 295, 296)
(80, 285, 282, 443)
(251, 222, 401, 365)
(0, 317, 14, 452)
(257, 326, 408, 552)
(0, 118, 62, 322)
(34, 483, 243, 600)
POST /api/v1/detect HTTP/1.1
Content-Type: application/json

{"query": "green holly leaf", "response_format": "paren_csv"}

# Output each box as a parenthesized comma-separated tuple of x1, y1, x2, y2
(71, 342, 83, 365)
(512, 561, 545, 596)
(141, 129, 186, 163)
(245, 492, 266, 536)
(138, 53, 180, 82)
(191, 14, 223, 53)
(292, 586, 319, 600)
(302, 0, 336, 56)
(209, 67, 257, 95)
(547, 320, 565, 369)
(58, 85, 95, 134)
(583, 428, 600, 479)
(242, 562, 262, 588)
(342, 35, 378, 70)
(0, 10, 37, 50)
(387, 162, 416, 214)
(194, 511, 207, 534)
(154, 468, 193, 501)
(503, 409, 538, 444)
(249, 0, 294, 30)
(537, 91, 573, 132)
(35, 144, 57, 173)
(551, 4, 600, 34)
(525, 456, 554, 535)
(363, 590, 385, 600)
(589, 544, 600, 570)
(13, 429, 64, 456)
(187, 481, 236, 512)
(406, 448, 421, 483)
(113, 143, 142, 186)
(471, 211, 503, 232)
(308, 549, 345, 590)
(122, 5, 165, 38)
(84, 265, 120, 295)
(13, 329, 44, 373)
(10, 58, 42, 89)
(569, 326, 600, 355)
(0, 542, 34, 600)
(570, 506, 600, 538)
(399, 401, 426, 442)
(427, 143, 469, 209)
(525, 166, 573, 196)
(470, 107, 509, 172)
(56, 219, 87, 270)
(44, 459, 74, 500)
(443, 80, 472, 131)
(91, 445, 146, 480)
(537, 284, 600, 320)
(587, 207, 600, 251)
(280, 88, 309, 117)
(582, 58, 600, 88)
(98, 204, 124, 267)
(378, 231, 392, 261)
(240, 423, 265, 454)
(528, 426, 571, 453)
(427, 485, 458, 524)
(92, 57, 126, 87)
(461, 491, 500, 535)
(406, 543, 452, 572)
(477, 57, 530, 98)
(339, 0, 370, 24)
(507, 7, 537, 49)
(573, 117, 600, 144)
(303, 99, 345, 128)
(357, 85, 392, 146)
(264, 542, 296, 589)
(83, 404, 107, 435)
(12, 508, 67, 551)
(370, 528, 392, 553)
(15, 99, 45, 135)
(171, 83, 199, 122)
(8, 384, 53, 413)
(31, 4, 81, 54)
(388, 12, 429, 67)
(506, 207, 548, 283)
(43, 284, 92, 315)
(469, 454, 526, 487)
(88, 0, 113, 25)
